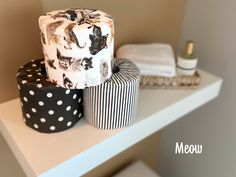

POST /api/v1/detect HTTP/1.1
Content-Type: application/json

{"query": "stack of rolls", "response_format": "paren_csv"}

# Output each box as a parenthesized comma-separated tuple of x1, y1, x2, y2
(17, 8, 140, 132)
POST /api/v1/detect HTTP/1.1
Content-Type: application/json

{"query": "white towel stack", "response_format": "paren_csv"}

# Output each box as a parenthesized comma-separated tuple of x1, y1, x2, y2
(116, 43, 176, 77)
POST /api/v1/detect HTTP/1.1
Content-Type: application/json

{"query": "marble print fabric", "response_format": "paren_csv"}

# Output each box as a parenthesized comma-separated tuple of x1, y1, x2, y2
(39, 9, 114, 89)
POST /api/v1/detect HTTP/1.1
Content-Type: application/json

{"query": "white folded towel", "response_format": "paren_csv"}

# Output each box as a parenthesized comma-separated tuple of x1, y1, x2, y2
(116, 43, 176, 77)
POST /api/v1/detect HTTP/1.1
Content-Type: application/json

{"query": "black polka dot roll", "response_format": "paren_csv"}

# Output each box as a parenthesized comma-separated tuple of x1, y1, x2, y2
(16, 59, 83, 133)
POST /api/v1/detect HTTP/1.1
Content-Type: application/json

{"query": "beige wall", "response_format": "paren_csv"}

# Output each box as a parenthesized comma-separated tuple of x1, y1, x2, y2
(42, 0, 186, 51)
(158, 0, 236, 177)
(0, 1, 186, 177)
(0, 0, 43, 103)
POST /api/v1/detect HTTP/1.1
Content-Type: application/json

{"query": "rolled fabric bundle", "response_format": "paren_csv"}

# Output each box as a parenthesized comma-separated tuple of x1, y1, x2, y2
(39, 8, 114, 89)
(84, 58, 140, 129)
(16, 59, 83, 133)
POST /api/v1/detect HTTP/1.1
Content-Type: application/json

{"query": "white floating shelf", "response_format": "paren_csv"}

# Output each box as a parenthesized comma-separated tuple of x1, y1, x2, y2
(0, 70, 222, 177)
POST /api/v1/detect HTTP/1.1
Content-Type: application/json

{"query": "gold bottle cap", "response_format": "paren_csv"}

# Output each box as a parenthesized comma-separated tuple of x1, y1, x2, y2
(185, 40, 194, 56)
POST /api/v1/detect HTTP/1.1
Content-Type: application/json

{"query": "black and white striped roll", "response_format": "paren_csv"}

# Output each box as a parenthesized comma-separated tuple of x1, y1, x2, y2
(16, 59, 83, 133)
(84, 58, 140, 129)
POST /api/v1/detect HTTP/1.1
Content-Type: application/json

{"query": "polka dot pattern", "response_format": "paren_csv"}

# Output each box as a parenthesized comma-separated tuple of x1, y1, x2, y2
(58, 117, 64, 122)
(40, 118, 46, 123)
(31, 108, 37, 113)
(47, 93, 53, 98)
(26, 113, 30, 118)
(57, 100, 63, 105)
(67, 121, 72, 126)
(17, 59, 84, 133)
(29, 90, 35, 95)
(73, 94, 77, 99)
(73, 110, 78, 115)
(50, 126, 56, 131)
(34, 124, 39, 129)
(22, 80, 27, 84)
(37, 84, 42, 88)
(38, 101, 44, 106)
(23, 97, 28, 102)
(66, 106, 71, 111)
(48, 110, 54, 115)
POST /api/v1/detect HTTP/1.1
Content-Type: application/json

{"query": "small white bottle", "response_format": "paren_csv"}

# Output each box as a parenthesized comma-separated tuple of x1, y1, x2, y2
(177, 40, 198, 75)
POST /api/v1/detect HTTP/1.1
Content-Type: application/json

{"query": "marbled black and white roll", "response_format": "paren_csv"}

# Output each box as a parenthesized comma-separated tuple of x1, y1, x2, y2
(16, 59, 83, 133)
(39, 9, 114, 89)
(84, 59, 140, 129)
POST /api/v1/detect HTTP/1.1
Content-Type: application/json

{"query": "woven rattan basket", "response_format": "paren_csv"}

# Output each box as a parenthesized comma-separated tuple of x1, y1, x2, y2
(140, 71, 201, 89)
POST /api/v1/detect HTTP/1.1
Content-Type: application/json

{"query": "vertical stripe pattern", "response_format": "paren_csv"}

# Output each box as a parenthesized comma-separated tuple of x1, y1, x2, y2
(84, 58, 140, 129)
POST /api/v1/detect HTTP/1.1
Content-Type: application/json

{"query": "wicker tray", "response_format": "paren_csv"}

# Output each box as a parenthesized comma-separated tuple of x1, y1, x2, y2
(140, 71, 201, 89)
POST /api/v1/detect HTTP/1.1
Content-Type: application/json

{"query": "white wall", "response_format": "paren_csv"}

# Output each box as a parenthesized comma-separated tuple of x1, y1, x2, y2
(158, 0, 236, 176)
